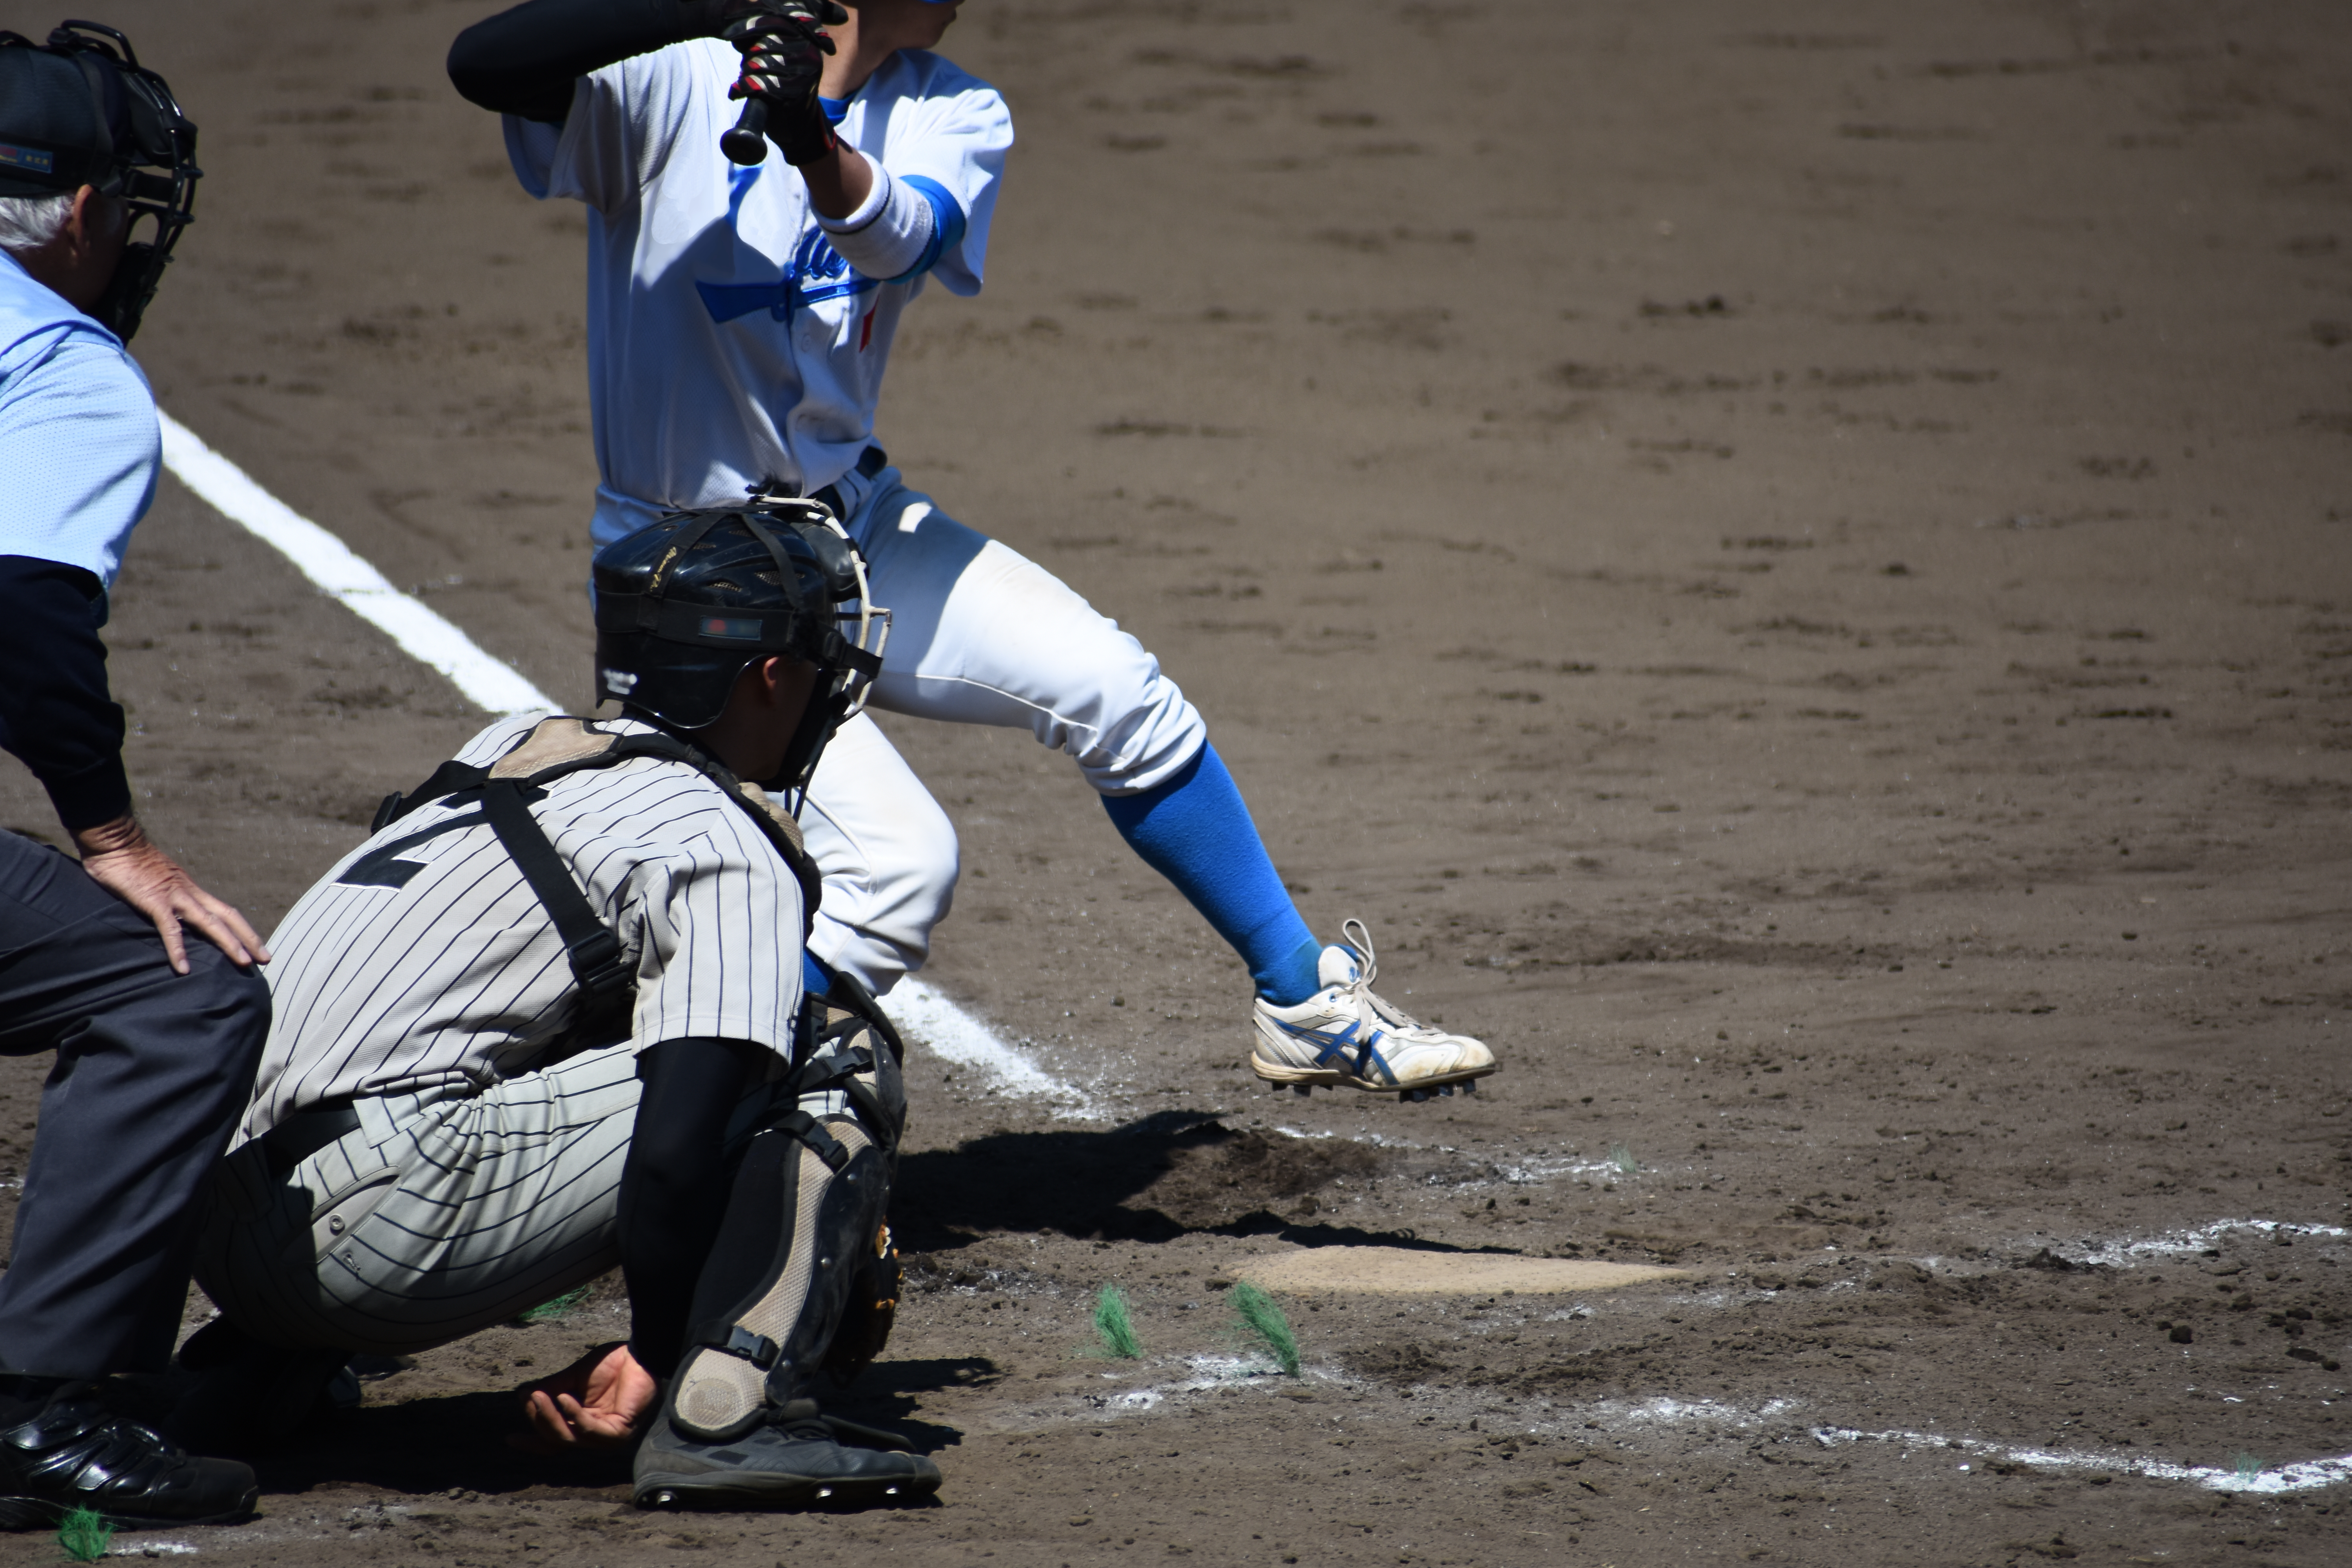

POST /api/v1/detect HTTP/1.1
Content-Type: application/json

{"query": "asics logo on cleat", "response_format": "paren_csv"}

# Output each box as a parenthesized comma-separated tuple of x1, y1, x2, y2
(1273, 1018, 1396, 1085)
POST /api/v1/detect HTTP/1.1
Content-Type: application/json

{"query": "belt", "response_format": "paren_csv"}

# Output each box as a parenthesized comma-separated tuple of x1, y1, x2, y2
(260, 1102, 363, 1177)
(808, 443, 887, 520)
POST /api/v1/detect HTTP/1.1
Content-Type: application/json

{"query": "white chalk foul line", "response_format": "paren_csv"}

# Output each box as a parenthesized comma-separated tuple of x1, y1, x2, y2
(1815, 1425, 2352, 1495)
(890, 978, 1099, 1119)
(159, 410, 1078, 1109)
(157, 412, 557, 715)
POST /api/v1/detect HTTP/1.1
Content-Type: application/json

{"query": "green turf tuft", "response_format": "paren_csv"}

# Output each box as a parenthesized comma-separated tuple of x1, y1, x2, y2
(1609, 1142, 1639, 1176)
(56, 1506, 113, 1564)
(1093, 1284, 1143, 1359)
(2231, 1450, 2263, 1485)
(517, 1285, 591, 1324)
(1229, 1281, 1301, 1376)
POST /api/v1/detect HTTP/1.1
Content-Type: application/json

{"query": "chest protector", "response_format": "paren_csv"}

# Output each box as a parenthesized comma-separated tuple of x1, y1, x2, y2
(372, 716, 825, 1043)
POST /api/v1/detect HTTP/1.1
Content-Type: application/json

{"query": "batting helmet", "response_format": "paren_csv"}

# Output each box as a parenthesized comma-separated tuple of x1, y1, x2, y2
(591, 499, 888, 792)
(0, 21, 200, 341)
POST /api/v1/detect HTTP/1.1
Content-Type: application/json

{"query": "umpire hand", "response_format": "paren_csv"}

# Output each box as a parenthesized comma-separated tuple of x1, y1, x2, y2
(72, 812, 270, 973)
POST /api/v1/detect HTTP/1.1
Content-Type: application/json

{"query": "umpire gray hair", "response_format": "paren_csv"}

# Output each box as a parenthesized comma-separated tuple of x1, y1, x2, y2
(0, 191, 76, 254)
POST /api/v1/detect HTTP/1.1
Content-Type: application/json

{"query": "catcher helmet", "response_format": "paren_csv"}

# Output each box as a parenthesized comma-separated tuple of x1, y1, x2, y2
(592, 499, 888, 793)
(0, 21, 200, 341)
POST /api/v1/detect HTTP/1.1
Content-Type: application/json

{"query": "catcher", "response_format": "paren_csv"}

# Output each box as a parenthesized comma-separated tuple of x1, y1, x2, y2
(182, 503, 936, 1510)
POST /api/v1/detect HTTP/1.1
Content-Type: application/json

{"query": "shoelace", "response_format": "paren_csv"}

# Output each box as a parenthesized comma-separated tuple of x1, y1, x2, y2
(1332, 918, 1443, 1039)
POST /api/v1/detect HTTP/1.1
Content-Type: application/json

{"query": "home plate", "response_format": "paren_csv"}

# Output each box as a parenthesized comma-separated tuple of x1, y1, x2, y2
(1236, 1248, 1688, 1295)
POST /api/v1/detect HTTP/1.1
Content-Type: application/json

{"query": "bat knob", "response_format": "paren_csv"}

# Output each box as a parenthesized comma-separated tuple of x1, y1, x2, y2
(722, 125, 769, 165)
(723, 97, 771, 165)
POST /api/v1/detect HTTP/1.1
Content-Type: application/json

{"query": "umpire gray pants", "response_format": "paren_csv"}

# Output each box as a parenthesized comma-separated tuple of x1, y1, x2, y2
(193, 1043, 816, 1356)
(0, 832, 270, 1377)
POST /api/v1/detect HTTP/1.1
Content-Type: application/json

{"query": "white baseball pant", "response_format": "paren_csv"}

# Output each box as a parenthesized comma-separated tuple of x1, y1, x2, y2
(795, 468, 1207, 995)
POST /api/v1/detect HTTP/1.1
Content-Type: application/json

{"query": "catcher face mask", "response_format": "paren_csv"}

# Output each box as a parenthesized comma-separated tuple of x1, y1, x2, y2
(591, 499, 889, 794)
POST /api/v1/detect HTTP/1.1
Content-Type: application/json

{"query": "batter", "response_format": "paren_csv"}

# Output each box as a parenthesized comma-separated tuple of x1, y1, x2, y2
(446, 0, 1499, 1098)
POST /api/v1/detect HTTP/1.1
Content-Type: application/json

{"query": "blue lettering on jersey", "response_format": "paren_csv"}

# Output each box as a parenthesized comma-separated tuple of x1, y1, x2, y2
(696, 164, 879, 326)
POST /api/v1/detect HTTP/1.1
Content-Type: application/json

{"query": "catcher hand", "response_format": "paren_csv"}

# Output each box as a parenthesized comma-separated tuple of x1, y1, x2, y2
(509, 1341, 659, 1456)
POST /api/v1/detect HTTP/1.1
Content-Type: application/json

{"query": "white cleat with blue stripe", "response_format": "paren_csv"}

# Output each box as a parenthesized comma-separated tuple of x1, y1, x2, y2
(1249, 920, 1498, 1100)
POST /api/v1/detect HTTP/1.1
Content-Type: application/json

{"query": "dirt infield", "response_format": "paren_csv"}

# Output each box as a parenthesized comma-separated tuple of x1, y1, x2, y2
(2, 0, 2350, 1562)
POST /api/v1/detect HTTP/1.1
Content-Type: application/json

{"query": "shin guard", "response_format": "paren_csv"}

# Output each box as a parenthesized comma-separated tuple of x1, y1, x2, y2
(662, 964, 907, 1443)
(667, 1114, 889, 1443)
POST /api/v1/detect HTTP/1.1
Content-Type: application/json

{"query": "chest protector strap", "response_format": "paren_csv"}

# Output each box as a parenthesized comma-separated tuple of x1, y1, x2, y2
(371, 718, 825, 1030)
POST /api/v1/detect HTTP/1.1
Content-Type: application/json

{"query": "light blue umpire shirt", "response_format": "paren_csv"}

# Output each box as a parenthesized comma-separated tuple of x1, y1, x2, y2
(0, 246, 160, 591)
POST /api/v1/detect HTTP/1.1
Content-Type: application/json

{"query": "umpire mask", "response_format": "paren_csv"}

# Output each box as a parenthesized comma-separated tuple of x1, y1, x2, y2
(0, 22, 200, 342)
(592, 501, 889, 794)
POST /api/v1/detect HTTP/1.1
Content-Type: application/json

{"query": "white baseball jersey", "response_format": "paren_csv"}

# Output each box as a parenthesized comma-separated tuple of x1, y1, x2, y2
(502, 40, 1011, 546)
(241, 712, 805, 1140)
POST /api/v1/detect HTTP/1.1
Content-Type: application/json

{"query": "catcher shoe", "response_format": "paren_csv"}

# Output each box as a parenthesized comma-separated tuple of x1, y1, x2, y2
(633, 1401, 941, 1511)
(0, 1383, 258, 1529)
(1250, 919, 1497, 1100)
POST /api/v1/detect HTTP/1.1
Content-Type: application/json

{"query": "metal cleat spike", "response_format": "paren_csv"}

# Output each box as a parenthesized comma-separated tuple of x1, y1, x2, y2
(651, 1490, 676, 1508)
(816, 1486, 834, 1499)
(884, 1485, 900, 1496)
(1437, 1084, 1455, 1097)
(1462, 1078, 1478, 1094)
(1408, 1088, 1431, 1103)
(1292, 1083, 1312, 1098)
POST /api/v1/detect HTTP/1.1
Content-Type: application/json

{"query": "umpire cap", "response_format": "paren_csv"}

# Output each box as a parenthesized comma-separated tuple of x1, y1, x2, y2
(592, 500, 887, 790)
(0, 21, 200, 340)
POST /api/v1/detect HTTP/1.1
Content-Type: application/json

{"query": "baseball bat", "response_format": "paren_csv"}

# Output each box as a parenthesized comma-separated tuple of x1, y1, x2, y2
(722, 97, 770, 165)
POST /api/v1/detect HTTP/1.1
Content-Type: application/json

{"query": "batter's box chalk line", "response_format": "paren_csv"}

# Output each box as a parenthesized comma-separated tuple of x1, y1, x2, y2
(161, 411, 1099, 1120)
(1566, 1396, 1802, 1431)
(1523, 1397, 2349, 1499)
(1268, 1124, 1630, 1184)
(1813, 1425, 2352, 1495)
(2049, 1218, 2351, 1268)
(1082, 1354, 1331, 1414)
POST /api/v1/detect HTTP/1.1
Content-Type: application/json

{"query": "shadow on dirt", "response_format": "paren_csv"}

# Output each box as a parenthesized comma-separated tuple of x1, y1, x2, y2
(823, 1356, 993, 1454)
(893, 1109, 1511, 1254)
(247, 1388, 637, 1499)
(241, 1366, 975, 1499)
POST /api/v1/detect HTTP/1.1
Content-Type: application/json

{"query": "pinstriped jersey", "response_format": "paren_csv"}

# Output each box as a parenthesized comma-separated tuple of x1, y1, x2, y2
(240, 712, 803, 1141)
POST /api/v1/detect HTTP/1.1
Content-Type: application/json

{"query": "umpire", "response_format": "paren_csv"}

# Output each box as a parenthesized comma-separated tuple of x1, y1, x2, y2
(0, 22, 267, 1528)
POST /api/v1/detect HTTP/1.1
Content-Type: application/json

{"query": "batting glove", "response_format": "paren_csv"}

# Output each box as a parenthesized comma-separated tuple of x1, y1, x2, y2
(723, 1, 848, 165)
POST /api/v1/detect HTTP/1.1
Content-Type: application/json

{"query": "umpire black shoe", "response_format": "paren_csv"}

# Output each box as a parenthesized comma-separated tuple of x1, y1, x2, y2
(633, 1402, 940, 1511)
(0, 1384, 258, 1529)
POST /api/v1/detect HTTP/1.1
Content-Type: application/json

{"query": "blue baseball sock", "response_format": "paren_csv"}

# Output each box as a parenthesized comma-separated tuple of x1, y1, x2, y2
(1100, 744, 1324, 1005)
(802, 950, 831, 1000)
